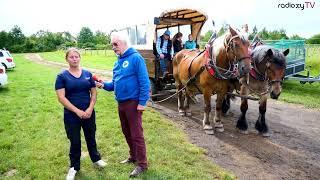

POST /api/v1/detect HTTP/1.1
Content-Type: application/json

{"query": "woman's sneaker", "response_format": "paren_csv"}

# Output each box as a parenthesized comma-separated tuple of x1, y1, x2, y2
(66, 167, 77, 180)
(94, 160, 107, 168)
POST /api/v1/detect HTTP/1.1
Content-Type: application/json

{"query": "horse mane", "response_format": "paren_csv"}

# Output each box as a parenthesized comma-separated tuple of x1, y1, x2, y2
(212, 33, 228, 55)
(212, 30, 248, 56)
(252, 45, 286, 68)
(270, 50, 287, 68)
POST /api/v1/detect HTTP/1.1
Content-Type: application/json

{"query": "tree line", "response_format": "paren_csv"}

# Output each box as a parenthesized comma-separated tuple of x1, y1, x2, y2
(0, 26, 111, 53)
(1, 25, 319, 53)
(201, 25, 320, 44)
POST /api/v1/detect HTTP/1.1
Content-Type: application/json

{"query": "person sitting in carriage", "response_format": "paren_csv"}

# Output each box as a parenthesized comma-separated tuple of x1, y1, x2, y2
(156, 30, 173, 75)
(172, 32, 183, 54)
(184, 34, 197, 50)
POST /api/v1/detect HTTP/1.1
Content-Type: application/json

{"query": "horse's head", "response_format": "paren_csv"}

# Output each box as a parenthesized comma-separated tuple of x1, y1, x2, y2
(264, 48, 289, 99)
(224, 27, 251, 76)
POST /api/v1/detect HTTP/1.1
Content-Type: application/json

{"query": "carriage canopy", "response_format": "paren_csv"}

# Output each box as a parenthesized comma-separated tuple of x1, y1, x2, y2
(154, 9, 207, 42)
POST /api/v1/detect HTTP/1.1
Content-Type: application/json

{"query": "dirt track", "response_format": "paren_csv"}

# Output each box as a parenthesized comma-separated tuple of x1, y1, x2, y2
(25, 54, 320, 180)
(153, 94, 320, 180)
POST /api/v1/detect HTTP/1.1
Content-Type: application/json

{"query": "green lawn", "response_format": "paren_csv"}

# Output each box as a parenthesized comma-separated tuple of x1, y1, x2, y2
(305, 51, 320, 75)
(280, 52, 320, 108)
(40, 50, 117, 70)
(0, 54, 232, 179)
(280, 80, 320, 108)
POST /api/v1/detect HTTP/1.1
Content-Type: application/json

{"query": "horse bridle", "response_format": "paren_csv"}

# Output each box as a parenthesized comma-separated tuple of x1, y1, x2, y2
(253, 57, 285, 85)
(266, 69, 285, 86)
(224, 35, 251, 63)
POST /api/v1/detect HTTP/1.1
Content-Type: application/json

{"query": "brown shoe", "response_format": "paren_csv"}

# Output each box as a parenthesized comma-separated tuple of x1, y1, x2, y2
(129, 166, 147, 177)
(120, 158, 136, 164)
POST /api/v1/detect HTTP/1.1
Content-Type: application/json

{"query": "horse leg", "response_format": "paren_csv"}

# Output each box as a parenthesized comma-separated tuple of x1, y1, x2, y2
(222, 95, 231, 115)
(236, 85, 249, 134)
(236, 98, 249, 134)
(214, 93, 224, 132)
(203, 89, 214, 135)
(184, 91, 192, 116)
(255, 95, 270, 137)
(176, 82, 185, 116)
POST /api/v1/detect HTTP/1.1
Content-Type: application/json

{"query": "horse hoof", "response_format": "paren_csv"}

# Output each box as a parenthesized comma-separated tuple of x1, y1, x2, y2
(215, 122, 224, 128)
(203, 125, 213, 130)
(239, 130, 249, 135)
(205, 129, 214, 135)
(178, 110, 185, 116)
(186, 112, 192, 116)
(262, 132, 270, 137)
(215, 127, 224, 133)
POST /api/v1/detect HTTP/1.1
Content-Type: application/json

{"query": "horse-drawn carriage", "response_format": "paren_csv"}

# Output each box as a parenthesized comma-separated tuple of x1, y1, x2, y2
(114, 8, 208, 99)
(115, 9, 303, 136)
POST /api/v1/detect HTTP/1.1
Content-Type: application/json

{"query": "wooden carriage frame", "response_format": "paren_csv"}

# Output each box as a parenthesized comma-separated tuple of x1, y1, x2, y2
(136, 9, 208, 98)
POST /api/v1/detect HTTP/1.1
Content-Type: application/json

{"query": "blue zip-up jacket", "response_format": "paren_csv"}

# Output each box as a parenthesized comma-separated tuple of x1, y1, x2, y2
(103, 47, 150, 106)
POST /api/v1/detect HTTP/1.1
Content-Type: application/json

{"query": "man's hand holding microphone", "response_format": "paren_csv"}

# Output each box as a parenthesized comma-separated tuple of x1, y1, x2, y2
(93, 75, 104, 89)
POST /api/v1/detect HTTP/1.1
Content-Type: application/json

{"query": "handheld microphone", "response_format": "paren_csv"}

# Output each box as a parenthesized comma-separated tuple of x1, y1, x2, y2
(92, 75, 103, 83)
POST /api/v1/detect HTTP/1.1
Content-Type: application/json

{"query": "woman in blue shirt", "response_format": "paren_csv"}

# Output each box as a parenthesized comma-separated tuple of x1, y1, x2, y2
(184, 34, 197, 49)
(55, 48, 106, 180)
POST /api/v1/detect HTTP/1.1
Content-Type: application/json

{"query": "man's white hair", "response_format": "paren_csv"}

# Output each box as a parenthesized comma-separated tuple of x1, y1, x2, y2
(111, 31, 131, 47)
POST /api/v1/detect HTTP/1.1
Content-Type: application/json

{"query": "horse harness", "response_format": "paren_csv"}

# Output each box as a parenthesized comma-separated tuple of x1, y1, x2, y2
(250, 55, 284, 86)
(186, 50, 206, 93)
(244, 53, 285, 97)
(186, 34, 250, 93)
(204, 34, 251, 80)
(204, 41, 239, 80)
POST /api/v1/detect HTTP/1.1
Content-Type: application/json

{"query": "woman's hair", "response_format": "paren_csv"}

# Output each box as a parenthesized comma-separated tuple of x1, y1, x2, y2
(65, 47, 81, 59)
(173, 32, 183, 43)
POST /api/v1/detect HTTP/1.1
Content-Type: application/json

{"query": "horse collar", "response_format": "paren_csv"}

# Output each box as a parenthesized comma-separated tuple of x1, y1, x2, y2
(250, 59, 267, 81)
(250, 68, 265, 81)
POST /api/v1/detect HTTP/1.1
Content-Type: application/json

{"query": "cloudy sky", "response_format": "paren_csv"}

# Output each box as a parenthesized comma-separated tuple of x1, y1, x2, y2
(1, 0, 319, 38)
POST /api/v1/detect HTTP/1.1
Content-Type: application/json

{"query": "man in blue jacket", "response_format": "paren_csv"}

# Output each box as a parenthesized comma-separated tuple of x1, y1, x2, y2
(96, 32, 150, 177)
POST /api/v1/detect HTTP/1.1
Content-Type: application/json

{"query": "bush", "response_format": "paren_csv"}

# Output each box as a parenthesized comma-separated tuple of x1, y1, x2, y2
(10, 44, 25, 53)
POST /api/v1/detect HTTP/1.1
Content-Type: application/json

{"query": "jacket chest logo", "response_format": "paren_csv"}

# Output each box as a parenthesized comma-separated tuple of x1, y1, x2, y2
(122, 61, 129, 68)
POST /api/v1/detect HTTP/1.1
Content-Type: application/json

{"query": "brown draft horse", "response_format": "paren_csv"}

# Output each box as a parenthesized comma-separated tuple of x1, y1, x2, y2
(173, 27, 251, 134)
(222, 45, 289, 136)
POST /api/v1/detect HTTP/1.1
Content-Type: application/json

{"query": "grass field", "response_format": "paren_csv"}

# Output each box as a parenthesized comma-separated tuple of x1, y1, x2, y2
(0, 54, 232, 179)
(40, 50, 117, 70)
(280, 50, 320, 108)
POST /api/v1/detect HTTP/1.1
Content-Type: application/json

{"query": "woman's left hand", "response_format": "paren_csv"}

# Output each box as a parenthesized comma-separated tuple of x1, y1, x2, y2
(83, 108, 93, 119)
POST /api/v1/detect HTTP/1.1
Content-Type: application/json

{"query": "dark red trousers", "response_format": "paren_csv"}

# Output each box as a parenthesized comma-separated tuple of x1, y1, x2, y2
(118, 100, 148, 168)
